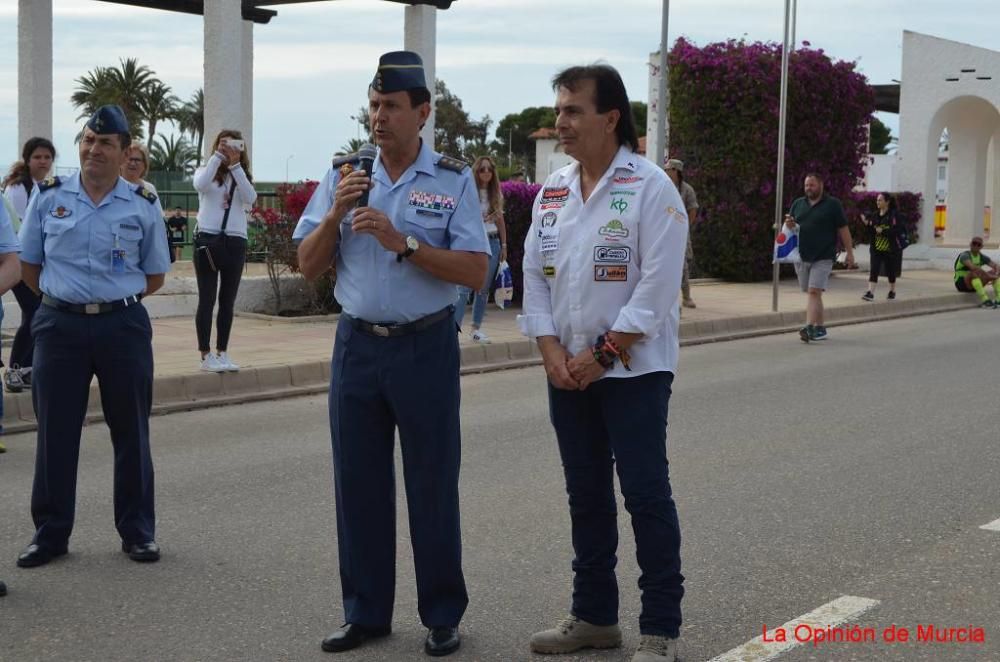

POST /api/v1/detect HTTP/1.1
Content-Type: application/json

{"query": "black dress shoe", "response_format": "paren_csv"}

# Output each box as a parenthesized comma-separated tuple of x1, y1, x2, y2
(16, 543, 67, 568)
(122, 541, 160, 562)
(321, 623, 391, 652)
(425, 626, 460, 657)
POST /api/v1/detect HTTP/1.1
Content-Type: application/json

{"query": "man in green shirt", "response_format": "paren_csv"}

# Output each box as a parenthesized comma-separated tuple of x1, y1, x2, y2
(784, 173, 855, 342)
(953, 236, 1000, 308)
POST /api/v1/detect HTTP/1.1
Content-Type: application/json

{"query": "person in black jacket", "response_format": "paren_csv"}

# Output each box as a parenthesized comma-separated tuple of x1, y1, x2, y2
(861, 193, 902, 301)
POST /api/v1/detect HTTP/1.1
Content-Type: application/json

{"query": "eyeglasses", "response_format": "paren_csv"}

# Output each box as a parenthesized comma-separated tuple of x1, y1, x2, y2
(478, 166, 494, 173)
(127, 157, 145, 164)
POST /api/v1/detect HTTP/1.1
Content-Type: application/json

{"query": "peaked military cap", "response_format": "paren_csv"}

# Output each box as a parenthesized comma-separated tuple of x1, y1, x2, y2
(371, 51, 428, 94)
(86, 104, 130, 135)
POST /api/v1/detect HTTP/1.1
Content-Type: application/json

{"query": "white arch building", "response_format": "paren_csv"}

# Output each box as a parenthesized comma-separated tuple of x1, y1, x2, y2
(897, 31, 1000, 248)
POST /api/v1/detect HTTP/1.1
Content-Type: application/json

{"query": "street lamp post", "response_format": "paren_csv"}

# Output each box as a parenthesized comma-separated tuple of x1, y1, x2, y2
(771, 0, 796, 312)
(285, 154, 294, 183)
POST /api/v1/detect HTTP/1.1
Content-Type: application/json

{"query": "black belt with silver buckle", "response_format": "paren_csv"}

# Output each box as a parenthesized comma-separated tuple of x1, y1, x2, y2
(349, 306, 453, 338)
(41, 293, 143, 315)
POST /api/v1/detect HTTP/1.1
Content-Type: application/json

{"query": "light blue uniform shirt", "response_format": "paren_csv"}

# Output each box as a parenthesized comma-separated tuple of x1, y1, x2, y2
(0, 197, 21, 255)
(19, 173, 172, 304)
(294, 142, 489, 323)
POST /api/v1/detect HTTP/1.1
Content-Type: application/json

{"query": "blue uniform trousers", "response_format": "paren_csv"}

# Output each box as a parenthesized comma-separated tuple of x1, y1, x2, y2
(329, 312, 468, 628)
(29, 303, 156, 550)
(547, 371, 684, 638)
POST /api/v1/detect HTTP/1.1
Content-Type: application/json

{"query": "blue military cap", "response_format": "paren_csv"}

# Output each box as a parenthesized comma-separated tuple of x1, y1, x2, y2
(371, 51, 428, 94)
(86, 104, 130, 135)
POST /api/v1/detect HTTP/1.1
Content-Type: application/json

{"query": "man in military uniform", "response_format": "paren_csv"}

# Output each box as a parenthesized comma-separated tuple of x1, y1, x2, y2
(294, 51, 488, 657)
(15, 105, 172, 568)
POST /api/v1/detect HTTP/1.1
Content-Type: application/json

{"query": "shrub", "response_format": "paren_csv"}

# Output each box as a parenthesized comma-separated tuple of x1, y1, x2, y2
(500, 181, 542, 304)
(669, 38, 875, 281)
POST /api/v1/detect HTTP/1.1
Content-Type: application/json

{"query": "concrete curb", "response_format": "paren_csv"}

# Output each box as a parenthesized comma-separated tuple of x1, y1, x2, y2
(0, 293, 977, 435)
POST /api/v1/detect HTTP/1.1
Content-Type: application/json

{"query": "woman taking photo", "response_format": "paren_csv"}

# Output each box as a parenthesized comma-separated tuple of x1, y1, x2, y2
(192, 129, 256, 372)
(120, 142, 157, 194)
(453, 155, 506, 344)
(861, 192, 902, 301)
(1, 137, 56, 392)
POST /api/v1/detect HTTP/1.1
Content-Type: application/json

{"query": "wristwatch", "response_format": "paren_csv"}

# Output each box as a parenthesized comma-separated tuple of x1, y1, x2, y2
(397, 235, 419, 262)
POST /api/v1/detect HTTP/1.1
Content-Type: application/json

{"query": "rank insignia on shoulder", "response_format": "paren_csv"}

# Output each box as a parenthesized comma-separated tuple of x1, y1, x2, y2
(50, 205, 72, 219)
(37, 176, 61, 192)
(436, 155, 468, 173)
(137, 186, 158, 204)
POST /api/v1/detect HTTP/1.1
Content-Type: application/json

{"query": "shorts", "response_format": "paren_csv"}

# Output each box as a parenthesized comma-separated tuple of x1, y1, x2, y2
(795, 259, 833, 292)
(955, 278, 974, 293)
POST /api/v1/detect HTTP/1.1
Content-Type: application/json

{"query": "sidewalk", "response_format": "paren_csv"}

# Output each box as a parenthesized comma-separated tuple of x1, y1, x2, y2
(1, 268, 976, 433)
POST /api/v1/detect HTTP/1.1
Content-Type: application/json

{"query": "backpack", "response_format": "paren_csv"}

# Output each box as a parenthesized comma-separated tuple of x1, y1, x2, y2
(895, 214, 911, 251)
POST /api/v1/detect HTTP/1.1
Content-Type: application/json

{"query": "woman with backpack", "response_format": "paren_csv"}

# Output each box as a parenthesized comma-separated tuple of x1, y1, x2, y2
(862, 192, 903, 301)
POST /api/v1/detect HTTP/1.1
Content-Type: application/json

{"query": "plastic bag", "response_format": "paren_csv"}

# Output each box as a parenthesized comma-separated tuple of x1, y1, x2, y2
(493, 260, 513, 310)
(773, 223, 801, 264)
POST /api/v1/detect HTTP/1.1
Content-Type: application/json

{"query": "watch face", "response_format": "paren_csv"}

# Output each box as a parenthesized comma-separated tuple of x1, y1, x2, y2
(406, 236, 419, 251)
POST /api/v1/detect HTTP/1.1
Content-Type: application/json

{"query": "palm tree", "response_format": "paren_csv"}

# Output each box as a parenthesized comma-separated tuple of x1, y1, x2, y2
(70, 58, 158, 140)
(150, 134, 197, 175)
(176, 89, 205, 165)
(337, 138, 367, 155)
(139, 81, 179, 149)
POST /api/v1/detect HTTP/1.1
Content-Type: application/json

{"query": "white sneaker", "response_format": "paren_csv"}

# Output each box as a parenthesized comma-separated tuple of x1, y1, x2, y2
(200, 353, 225, 373)
(470, 329, 491, 344)
(217, 352, 240, 372)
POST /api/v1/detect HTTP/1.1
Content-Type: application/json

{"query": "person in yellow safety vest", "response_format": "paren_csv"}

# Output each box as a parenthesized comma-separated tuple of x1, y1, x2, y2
(954, 236, 1000, 308)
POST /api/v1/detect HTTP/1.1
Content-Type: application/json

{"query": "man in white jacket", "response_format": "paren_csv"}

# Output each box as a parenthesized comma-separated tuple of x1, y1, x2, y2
(519, 64, 688, 662)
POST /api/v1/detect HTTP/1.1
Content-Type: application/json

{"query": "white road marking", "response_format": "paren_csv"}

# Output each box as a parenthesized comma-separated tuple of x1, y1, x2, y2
(708, 595, 881, 662)
(979, 518, 1000, 531)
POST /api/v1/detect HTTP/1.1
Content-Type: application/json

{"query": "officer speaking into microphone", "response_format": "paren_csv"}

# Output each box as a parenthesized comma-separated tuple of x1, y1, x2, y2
(294, 52, 489, 656)
(15, 105, 172, 568)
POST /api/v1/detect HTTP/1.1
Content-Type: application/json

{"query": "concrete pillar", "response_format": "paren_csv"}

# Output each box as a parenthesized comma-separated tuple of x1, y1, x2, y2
(945, 126, 987, 243)
(991, 132, 1000, 242)
(404, 5, 436, 147)
(18, 0, 53, 148)
(241, 19, 254, 160)
(204, 0, 251, 160)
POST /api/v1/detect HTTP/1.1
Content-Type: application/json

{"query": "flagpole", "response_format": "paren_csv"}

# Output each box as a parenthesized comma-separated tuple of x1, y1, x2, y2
(772, 0, 793, 312)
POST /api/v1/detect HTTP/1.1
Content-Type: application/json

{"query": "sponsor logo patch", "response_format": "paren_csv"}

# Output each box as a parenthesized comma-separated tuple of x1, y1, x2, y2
(541, 211, 558, 227)
(612, 175, 643, 185)
(610, 197, 629, 213)
(540, 202, 565, 210)
(594, 265, 627, 281)
(543, 265, 556, 277)
(594, 246, 631, 263)
(541, 187, 570, 203)
(598, 219, 629, 239)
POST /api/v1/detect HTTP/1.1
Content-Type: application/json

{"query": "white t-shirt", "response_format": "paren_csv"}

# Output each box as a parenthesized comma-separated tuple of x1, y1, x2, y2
(479, 189, 498, 236)
(192, 153, 257, 238)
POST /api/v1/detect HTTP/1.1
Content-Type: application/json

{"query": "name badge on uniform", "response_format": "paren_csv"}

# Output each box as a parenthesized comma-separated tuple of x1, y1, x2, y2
(112, 248, 127, 273)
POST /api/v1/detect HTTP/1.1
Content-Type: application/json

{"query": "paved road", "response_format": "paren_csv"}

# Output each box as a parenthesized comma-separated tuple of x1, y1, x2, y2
(2, 311, 999, 661)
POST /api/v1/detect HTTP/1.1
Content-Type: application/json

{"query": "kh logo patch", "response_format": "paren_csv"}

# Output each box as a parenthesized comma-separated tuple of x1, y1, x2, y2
(594, 265, 627, 281)
(598, 219, 629, 239)
(610, 197, 629, 214)
(50, 206, 72, 218)
(594, 246, 631, 263)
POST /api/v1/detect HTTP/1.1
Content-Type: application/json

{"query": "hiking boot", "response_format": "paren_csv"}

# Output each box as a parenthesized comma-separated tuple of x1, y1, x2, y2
(632, 634, 681, 662)
(529, 615, 622, 654)
(4, 366, 25, 393)
(861, 291, 874, 301)
(812, 326, 828, 340)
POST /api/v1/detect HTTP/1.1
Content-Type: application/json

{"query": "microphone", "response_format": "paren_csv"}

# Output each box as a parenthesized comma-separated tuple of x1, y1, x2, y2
(356, 143, 377, 208)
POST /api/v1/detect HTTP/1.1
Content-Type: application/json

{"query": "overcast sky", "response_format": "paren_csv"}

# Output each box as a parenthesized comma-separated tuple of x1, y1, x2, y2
(1, 0, 998, 181)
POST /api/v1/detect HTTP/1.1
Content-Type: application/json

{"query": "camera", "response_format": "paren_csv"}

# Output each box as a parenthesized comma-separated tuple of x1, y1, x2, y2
(223, 138, 244, 151)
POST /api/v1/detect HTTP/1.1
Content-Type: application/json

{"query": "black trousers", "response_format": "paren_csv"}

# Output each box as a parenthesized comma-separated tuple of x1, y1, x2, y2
(869, 250, 901, 284)
(193, 235, 246, 353)
(9, 281, 40, 368)
(30, 303, 156, 550)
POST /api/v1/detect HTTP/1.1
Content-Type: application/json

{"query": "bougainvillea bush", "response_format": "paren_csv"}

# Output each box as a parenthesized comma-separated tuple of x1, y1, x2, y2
(669, 38, 875, 281)
(500, 181, 542, 305)
(844, 190, 922, 249)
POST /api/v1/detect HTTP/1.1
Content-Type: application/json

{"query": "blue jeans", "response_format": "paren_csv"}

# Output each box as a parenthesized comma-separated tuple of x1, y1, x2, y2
(547, 371, 684, 637)
(454, 235, 501, 330)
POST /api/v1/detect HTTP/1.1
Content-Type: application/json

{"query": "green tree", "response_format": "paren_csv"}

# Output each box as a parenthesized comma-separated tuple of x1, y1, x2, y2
(139, 81, 179, 149)
(150, 134, 197, 175)
(493, 106, 557, 177)
(631, 101, 647, 137)
(337, 138, 367, 155)
(433, 80, 491, 161)
(70, 58, 158, 140)
(176, 89, 205, 165)
(869, 116, 892, 154)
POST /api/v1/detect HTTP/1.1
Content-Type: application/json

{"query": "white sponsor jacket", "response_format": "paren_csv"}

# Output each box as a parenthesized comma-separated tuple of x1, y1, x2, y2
(518, 145, 688, 378)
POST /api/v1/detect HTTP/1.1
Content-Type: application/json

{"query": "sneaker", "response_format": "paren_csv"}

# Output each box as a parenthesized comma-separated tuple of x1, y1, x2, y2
(632, 634, 681, 662)
(217, 351, 240, 372)
(887, 290, 896, 300)
(0, 440, 5, 453)
(529, 615, 623, 654)
(4, 366, 25, 393)
(861, 291, 874, 301)
(980, 300, 996, 309)
(200, 353, 226, 373)
(682, 298, 697, 309)
(470, 330, 491, 344)
(812, 326, 829, 340)
(798, 325, 812, 343)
